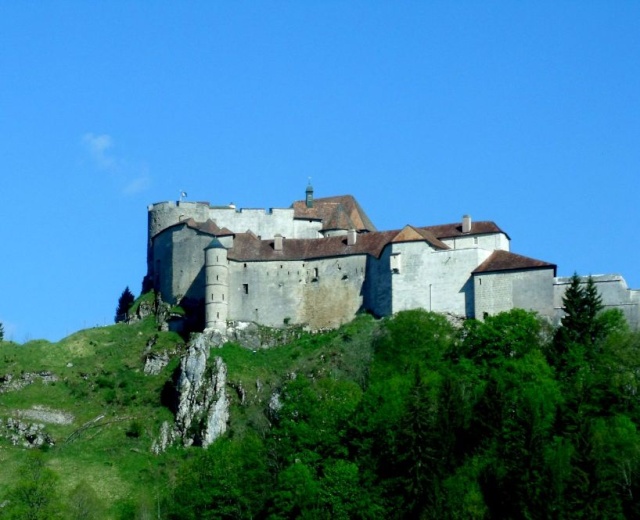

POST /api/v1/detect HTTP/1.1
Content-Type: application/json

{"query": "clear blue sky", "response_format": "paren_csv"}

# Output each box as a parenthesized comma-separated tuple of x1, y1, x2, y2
(1, 2, 638, 342)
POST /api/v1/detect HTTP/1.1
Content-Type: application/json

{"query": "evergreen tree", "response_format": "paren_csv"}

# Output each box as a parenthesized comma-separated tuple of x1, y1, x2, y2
(554, 274, 603, 351)
(115, 286, 135, 323)
(0, 321, 4, 341)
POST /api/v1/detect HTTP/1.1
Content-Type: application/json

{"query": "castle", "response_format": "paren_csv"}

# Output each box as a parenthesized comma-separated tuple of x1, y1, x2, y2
(146, 185, 640, 333)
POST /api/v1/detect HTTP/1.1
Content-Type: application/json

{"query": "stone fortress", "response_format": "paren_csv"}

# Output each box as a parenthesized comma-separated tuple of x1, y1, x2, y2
(145, 185, 640, 333)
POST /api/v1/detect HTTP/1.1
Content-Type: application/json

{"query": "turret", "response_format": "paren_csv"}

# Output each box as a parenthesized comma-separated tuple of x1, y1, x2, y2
(305, 182, 314, 208)
(204, 238, 229, 332)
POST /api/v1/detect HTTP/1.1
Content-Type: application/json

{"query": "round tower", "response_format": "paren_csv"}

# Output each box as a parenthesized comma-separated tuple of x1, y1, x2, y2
(204, 238, 229, 332)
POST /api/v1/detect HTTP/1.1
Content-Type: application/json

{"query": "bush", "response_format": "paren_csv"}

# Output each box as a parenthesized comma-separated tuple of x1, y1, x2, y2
(126, 420, 143, 438)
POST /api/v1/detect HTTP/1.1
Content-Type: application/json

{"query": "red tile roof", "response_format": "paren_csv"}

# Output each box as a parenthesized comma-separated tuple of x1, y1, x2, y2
(228, 231, 397, 261)
(420, 221, 508, 239)
(292, 195, 377, 232)
(472, 250, 556, 274)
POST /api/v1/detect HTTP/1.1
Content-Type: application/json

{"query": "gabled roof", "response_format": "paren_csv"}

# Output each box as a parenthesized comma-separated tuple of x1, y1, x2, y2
(391, 225, 449, 250)
(292, 195, 377, 232)
(158, 218, 234, 237)
(473, 250, 556, 275)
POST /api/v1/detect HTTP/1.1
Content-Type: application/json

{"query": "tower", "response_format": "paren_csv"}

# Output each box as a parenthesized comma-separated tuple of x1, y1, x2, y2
(305, 181, 314, 208)
(204, 238, 229, 332)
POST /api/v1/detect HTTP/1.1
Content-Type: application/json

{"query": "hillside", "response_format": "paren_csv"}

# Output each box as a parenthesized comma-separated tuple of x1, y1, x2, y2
(1, 285, 640, 519)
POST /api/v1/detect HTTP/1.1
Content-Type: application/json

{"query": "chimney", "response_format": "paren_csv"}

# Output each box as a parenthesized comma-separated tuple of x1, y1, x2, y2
(274, 234, 283, 251)
(462, 215, 472, 233)
(347, 229, 357, 246)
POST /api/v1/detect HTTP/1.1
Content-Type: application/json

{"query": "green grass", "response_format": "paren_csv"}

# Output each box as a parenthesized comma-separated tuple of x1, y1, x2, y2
(0, 316, 185, 517)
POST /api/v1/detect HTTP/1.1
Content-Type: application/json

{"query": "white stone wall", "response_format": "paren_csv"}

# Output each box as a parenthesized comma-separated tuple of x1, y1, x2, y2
(440, 232, 510, 252)
(208, 207, 297, 239)
(228, 255, 367, 329)
(148, 201, 212, 239)
(554, 275, 640, 329)
(474, 268, 555, 319)
(150, 201, 324, 242)
(293, 219, 323, 238)
(390, 242, 492, 317)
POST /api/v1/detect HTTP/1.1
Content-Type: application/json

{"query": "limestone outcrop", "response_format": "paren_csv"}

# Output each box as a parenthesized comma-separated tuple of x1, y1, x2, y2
(173, 333, 229, 448)
(0, 418, 55, 448)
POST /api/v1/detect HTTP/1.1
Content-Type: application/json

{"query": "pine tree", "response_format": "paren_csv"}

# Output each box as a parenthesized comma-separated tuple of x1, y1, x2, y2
(554, 274, 603, 352)
(115, 286, 135, 323)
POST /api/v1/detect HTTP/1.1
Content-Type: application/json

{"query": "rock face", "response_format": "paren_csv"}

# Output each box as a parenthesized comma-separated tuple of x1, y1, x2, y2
(0, 371, 58, 393)
(0, 418, 55, 448)
(143, 351, 170, 375)
(174, 333, 229, 447)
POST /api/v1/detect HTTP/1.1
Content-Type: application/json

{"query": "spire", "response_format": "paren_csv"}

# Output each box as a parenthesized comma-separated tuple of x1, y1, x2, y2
(305, 178, 314, 208)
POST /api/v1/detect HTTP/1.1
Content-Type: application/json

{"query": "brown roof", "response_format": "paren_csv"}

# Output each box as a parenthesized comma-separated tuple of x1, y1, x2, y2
(227, 223, 460, 262)
(160, 218, 234, 237)
(392, 226, 449, 249)
(292, 195, 377, 232)
(421, 221, 509, 239)
(228, 231, 397, 261)
(473, 250, 556, 274)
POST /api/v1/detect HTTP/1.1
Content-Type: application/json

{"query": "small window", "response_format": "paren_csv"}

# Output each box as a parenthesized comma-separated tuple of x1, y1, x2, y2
(243, 284, 249, 295)
(390, 253, 401, 274)
(222, 293, 224, 301)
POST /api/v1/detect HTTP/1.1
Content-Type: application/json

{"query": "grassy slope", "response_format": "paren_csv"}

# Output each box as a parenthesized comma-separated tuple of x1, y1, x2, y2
(0, 313, 379, 516)
(0, 317, 183, 510)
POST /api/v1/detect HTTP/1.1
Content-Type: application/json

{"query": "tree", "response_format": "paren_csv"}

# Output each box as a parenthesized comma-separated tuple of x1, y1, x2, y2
(2, 452, 62, 520)
(115, 286, 135, 323)
(554, 274, 603, 350)
(67, 481, 104, 520)
(0, 321, 4, 341)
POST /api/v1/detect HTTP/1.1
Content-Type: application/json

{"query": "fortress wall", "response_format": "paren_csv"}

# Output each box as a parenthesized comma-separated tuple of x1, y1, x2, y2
(229, 260, 304, 326)
(474, 268, 555, 319)
(554, 275, 640, 329)
(441, 233, 510, 252)
(208, 207, 296, 239)
(300, 256, 367, 329)
(228, 255, 367, 329)
(156, 225, 210, 305)
(390, 243, 491, 317)
(148, 201, 211, 239)
(293, 219, 323, 238)
(172, 227, 211, 305)
(151, 231, 174, 304)
(363, 249, 392, 318)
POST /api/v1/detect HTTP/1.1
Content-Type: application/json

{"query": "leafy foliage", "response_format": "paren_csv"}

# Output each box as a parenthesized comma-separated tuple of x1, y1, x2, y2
(2, 452, 63, 520)
(2, 290, 640, 518)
